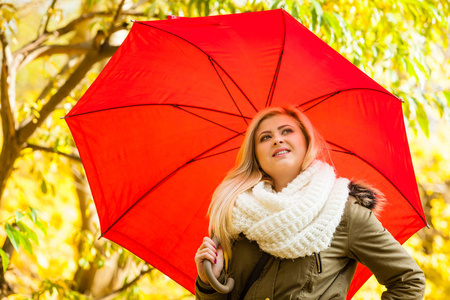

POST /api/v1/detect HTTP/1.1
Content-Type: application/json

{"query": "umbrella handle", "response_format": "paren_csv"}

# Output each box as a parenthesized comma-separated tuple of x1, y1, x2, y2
(203, 236, 235, 294)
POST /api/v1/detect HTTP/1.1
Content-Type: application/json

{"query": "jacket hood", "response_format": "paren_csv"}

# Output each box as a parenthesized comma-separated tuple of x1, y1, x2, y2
(348, 181, 385, 213)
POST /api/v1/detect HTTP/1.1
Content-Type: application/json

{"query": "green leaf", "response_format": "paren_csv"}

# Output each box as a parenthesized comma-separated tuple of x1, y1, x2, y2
(227, 2, 236, 14)
(96, 258, 105, 268)
(0, 248, 9, 272)
(311, 8, 318, 31)
(35, 219, 47, 236)
(402, 94, 411, 120)
(290, 2, 299, 19)
(413, 57, 429, 79)
(17, 221, 39, 245)
(17, 231, 33, 255)
(432, 97, 444, 117)
(5, 223, 20, 252)
(323, 11, 338, 31)
(196, 0, 202, 16)
(414, 99, 429, 138)
(443, 91, 450, 108)
(310, 0, 323, 29)
(15, 211, 24, 222)
(204, 0, 210, 16)
(41, 179, 48, 194)
(311, 0, 323, 17)
(29, 207, 38, 223)
(404, 57, 423, 84)
(78, 258, 89, 269)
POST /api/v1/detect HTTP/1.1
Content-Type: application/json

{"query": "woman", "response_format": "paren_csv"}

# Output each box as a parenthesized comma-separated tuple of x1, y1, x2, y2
(194, 106, 425, 299)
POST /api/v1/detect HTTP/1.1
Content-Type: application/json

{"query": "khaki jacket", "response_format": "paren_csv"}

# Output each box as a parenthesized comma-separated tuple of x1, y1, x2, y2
(195, 196, 425, 299)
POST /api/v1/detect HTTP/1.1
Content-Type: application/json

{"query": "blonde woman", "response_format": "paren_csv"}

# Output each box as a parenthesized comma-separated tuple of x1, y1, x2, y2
(194, 106, 425, 299)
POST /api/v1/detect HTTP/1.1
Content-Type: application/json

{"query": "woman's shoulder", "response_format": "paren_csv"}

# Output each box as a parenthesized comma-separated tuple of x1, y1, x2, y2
(348, 180, 384, 211)
(341, 181, 385, 227)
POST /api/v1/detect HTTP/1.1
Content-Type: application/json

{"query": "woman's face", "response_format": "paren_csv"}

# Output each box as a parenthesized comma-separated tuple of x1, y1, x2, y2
(254, 114, 307, 181)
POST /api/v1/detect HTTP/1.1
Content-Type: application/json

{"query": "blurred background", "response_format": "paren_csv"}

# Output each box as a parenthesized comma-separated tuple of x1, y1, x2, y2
(0, 0, 448, 299)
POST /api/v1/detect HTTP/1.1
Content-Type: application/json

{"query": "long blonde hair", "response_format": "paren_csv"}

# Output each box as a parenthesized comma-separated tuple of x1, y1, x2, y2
(208, 106, 327, 262)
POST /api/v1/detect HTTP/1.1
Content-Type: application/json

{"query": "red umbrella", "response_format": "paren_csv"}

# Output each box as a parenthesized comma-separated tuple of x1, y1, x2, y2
(65, 9, 427, 298)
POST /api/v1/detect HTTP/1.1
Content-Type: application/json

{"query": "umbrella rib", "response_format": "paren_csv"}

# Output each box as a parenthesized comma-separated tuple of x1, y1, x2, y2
(301, 91, 341, 112)
(100, 133, 243, 238)
(64, 103, 252, 120)
(173, 105, 243, 134)
(266, 10, 286, 107)
(208, 58, 248, 125)
(207, 58, 258, 114)
(192, 146, 241, 162)
(133, 21, 259, 114)
(296, 87, 403, 112)
(328, 141, 428, 226)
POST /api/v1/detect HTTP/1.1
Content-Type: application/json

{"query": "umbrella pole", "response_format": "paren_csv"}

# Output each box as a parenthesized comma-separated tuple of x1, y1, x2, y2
(203, 236, 235, 294)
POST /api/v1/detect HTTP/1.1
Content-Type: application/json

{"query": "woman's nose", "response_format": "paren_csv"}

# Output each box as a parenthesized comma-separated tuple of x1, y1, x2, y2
(273, 139, 284, 145)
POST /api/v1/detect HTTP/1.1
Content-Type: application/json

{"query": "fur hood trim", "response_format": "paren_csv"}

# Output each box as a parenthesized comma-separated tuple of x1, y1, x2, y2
(348, 181, 385, 214)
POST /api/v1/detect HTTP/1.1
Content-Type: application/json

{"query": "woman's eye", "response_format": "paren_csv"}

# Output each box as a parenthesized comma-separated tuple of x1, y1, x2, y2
(282, 128, 293, 134)
(260, 135, 271, 142)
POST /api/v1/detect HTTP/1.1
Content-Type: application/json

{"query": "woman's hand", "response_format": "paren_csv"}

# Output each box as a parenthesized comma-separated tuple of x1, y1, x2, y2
(195, 236, 224, 284)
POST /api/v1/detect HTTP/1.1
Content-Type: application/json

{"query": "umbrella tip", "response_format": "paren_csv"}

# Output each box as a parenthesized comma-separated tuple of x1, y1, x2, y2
(99, 233, 105, 240)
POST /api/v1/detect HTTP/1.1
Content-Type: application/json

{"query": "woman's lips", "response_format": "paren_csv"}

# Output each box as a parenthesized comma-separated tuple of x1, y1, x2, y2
(273, 148, 290, 157)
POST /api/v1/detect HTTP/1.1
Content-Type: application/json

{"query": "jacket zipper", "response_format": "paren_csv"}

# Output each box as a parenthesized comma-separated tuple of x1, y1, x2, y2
(314, 252, 322, 274)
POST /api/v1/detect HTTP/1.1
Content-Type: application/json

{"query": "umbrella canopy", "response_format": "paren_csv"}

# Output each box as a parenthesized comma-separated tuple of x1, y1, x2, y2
(65, 9, 427, 298)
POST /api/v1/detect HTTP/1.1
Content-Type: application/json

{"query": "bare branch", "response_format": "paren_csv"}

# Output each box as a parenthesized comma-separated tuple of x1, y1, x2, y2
(36, 62, 71, 103)
(17, 44, 90, 69)
(17, 39, 119, 145)
(40, 0, 58, 35)
(120, 11, 146, 17)
(94, 265, 154, 300)
(104, 0, 127, 46)
(0, 226, 16, 296)
(25, 143, 81, 162)
(14, 8, 142, 59)
(18, 61, 74, 131)
(13, 11, 111, 69)
(113, 0, 127, 25)
(0, 31, 16, 140)
(13, 6, 142, 71)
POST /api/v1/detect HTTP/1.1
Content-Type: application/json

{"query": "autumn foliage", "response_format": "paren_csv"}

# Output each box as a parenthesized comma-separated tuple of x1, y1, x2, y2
(0, 0, 448, 299)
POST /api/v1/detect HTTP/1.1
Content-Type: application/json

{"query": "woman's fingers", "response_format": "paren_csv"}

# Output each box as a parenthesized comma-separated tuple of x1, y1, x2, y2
(197, 248, 217, 261)
(196, 247, 217, 264)
(195, 236, 223, 284)
(195, 237, 218, 263)
(211, 246, 224, 278)
(202, 236, 218, 250)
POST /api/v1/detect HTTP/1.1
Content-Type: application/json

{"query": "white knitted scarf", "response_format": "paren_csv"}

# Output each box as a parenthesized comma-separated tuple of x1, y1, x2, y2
(231, 160, 349, 259)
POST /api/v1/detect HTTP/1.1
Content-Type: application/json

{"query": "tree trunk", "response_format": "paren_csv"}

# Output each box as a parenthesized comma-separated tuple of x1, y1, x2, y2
(70, 163, 139, 298)
(0, 140, 21, 202)
(72, 163, 98, 294)
(0, 235, 14, 297)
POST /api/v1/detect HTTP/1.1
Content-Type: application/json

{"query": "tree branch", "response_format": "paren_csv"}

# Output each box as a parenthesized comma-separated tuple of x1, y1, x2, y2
(36, 61, 71, 103)
(13, 5, 144, 71)
(18, 44, 90, 69)
(94, 265, 154, 300)
(40, 0, 58, 35)
(0, 30, 16, 141)
(104, 0, 127, 47)
(16, 39, 119, 145)
(24, 143, 81, 162)
(13, 11, 111, 69)
(18, 60, 73, 130)
(113, 0, 127, 25)
(0, 230, 15, 296)
(0, 30, 19, 202)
